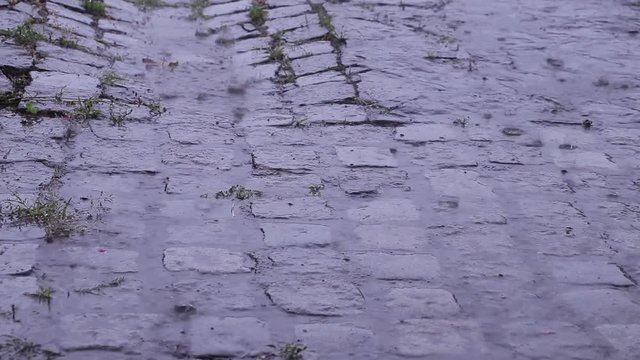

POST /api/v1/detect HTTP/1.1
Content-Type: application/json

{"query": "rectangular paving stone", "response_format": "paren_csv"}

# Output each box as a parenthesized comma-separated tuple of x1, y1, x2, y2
(266, 279, 364, 316)
(286, 41, 334, 59)
(354, 225, 428, 251)
(348, 198, 419, 223)
(336, 146, 398, 168)
(170, 280, 257, 311)
(261, 223, 331, 247)
(285, 80, 354, 105)
(425, 169, 495, 201)
(294, 323, 375, 355)
(560, 289, 640, 324)
(23, 71, 100, 99)
(161, 146, 234, 170)
(251, 148, 319, 173)
(392, 319, 485, 357)
(202, 0, 250, 17)
(58, 247, 138, 273)
(550, 260, 634, 286)
(354, 253, 440, 281)
(259, 248, 348, 276)
(251, 197, 332, 220)
(395, 123, 463, 143)
(163, 247, 253, 274)
(0, 276, 38, 311)
(292, 53, 338, 76)
(596, 324, 640, 359)
(0, 243, 38, 275)
(58, 314, 160, 351)
(384, 288, 460, 318)
(189, 317, 271, 358)
(0, 44, 33, 69)
(294, 104, 367, 125)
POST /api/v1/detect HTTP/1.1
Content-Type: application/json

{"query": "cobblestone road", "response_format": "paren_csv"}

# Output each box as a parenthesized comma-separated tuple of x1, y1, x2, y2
(1, 0, 640, 359)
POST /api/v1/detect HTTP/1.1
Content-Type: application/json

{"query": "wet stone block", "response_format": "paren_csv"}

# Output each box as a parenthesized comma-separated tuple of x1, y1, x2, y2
(0, 243, 38, 275)
(163, 247, 253, 274)
(550, 260, 633, 286)
(169, 280, 256, 311)
(0, 276, 38, 311)
(499, 321, 608, 360)
(336, 168, 408, 195)
(266, 279, 364, 316)
(58, 247, 138, 273)
(354, 225, 428, 251)
(258, 248, 349, 276)
(202, 0, 250, 17)
(0, 162, 55, 193)
(596, 324, 640, 359)
(292, 53, 338, 76)
(23, 72, 100, 99)
(286, 41, 334, 59)
(251, 148, 319, 173)
(260, 223, 331, 247)
(0, 226, 45, 241)
(0, 72, 11, 94)
(384, 288, 460, 318)
(189, 317, 271, 358)
(394, 124, 462, 143)
(560, 289, 640, 324)
(354, 253, 440, 281)
(161, 146, 234, 170)
(0, 45, 33, 69)
(392, 319, 485, 357)
(294, 323, 375, 355)
(58, 314, 160, 351)
(285, 80, 354, 105)
(251, 197, 332, 220)
(336, 146, 398, 168)
(294, 104, 366, 125)
(425, 169, 494, 201)
(348, 198, 419, 223)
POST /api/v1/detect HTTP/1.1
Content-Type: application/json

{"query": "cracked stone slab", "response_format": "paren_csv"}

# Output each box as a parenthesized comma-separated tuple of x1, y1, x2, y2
(348, 198, 419, 223)
(596, 324, 640, 359)
(336, 146, 398, 168)
(161, 146, 234, 170)
(251, 197, 332, 220)
(294, 104, 367, 125)
(0, 162, 56, 193)
(252, 148, 319, 173)
(335, 168, 408, 195)
(294, 323, 375, 355)
(384, 288, 460, 318)
(395, 123, 463, 143)
(169, 280, 256, 311)
(258, 248, 349, 276)
(0, 243, 38, 275)
(57, 247, 138, 273)
(354, 225, 428, 250)
(560, 289, 640, 324)
(0, 44, 33, 69)
(260, 223, 332, 247)
(499, 321, 609, 360)
(354, 253, 440, 281)
(189, 317, 271, 358)
(0, 276, 38, 311)
(58, 314, 160, 351)
(550, 260, 634, 286)
(163, 247, 253, 274)
(392, 319, 485, 357)
(202, 0, 250, 17)
(266, 279, 364, 316)
(23, 71, 100, 99)
(425, 169, 495, 201)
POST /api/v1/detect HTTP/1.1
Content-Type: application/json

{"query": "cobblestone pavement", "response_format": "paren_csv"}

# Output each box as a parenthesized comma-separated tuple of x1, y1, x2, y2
(1, 0, 640, 359)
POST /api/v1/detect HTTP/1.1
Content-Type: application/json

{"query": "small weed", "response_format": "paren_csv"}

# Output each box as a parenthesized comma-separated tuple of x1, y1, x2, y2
(109, 103, 133, 126)
(25, 102, 39, 116)
(147, 101, 166, 117)
(99, 71, 122, 87)
(269, 44, 284, 62)
(280, 343, 306, 360)
(73, 97, 101, 120)
(30, 287, 54, 303)
(269, 32, 296, 84)
(453, 116, 467, 128)
(54, 88, 66, 103)
(54, 36, 79, 49)
(0, 336, 55, 359)
(83, 0, 106, 17)
(311, 4, 345, 46)
(4, 194, 76, 240)
(74, 277, 125, 295)
(249, 2, 267, 26)
(214, 185, 263, 200)
(190, 0, 208, 20)
(0, 20, 46, 47)
(136, 0, 162, 10)
(309, 184, 323, 196)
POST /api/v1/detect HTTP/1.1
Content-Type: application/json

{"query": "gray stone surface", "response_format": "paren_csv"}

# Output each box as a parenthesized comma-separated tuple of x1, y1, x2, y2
(395, 124, 462, 143)
(384, 288, 460, 318)
(57, 247, 138, 273)
(336, 146, 397, 168)
(163, 247, 253, 274)
(354, 225, 428, 250)
(392, 319, 485, 357)
(0, 243, 38, 275)
(348, 198, 419, 223)
(58, 314, 160, 351)
(550, 260, 634, 286)
(596, 324, 640, 359)
(295, 323, 375, 354)
(0, 72, 11, 93)
(354, 253, 440, 280)
(0, 45, 33, 69)
(560, 289, 640, 324)
(251, 197, 332, 219)
(189, 316, 271, 358)
(23, 71, 100, 99)
(0, 276, 38, 311)
(261, 222, 331, 247)
(266, 279, 364, 316)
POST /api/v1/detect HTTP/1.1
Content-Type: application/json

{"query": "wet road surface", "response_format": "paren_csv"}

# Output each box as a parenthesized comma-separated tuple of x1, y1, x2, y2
(1, 0, 640, 359)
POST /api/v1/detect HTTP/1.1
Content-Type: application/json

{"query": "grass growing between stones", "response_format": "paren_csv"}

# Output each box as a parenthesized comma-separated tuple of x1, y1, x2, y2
(73, 97, 101, 120)
(214, 185, 263, 200)
(54, 36, 80, 49)
(0, 20, 46, 47)
(83, 0, 106, 17)
(190, 0, 208, 19)
(310, 4, 346, 46)
(269, 32, 296, 84)
(280, 343, 306, 360)
(249, 1, 267, 26)
(29, 287, 54, 303)
(74, 277, 126, 295)
(136, 0, 163, 10)
(0, 336, 58, 359)
(309, 184, 323, 196)
(100, 71, 123, 87)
